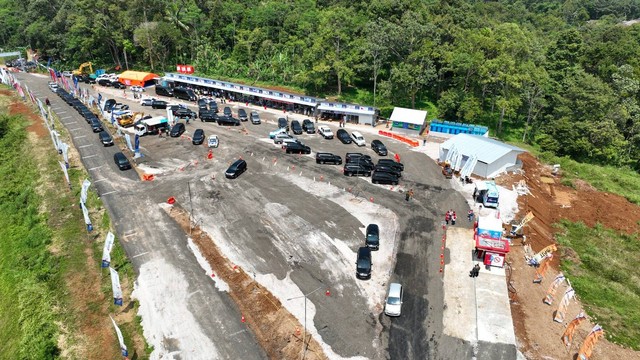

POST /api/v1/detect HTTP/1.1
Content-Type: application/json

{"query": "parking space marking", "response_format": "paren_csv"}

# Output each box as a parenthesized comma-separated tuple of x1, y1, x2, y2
(132, 251, 149, 259)
(74, 135, 87, 139)
(69, 128, 82, 131)
(82, 154, 97, 159)
(93, 178, 108, 183)
(79, 144, 94, 149)
(88, 165, 103, 171)
(56, 111, 67, 114)
(61, 116, 73, 120)
(100, 190, 117, 196)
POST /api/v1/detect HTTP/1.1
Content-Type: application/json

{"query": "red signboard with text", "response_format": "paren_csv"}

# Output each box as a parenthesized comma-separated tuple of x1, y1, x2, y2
(176, 64, 194, 74)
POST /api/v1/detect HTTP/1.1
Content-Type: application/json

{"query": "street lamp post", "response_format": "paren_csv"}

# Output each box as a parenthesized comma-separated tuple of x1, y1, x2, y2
(287, 286, 323, 360)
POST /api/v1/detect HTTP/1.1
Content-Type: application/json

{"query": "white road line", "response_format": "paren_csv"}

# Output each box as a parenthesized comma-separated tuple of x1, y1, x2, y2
(93, 178, 108, 183)
(82, 154, 97, 159)
(100, 190, 117, 196)
(132, 251, 149, 259)
(60, 116, 72, 120)
(69, 128, 82, 131)
(56, 111, 67, 114)
(74, 135, 87, 139)
(88, 165, 103, 171)
(78, 144, 94, 148)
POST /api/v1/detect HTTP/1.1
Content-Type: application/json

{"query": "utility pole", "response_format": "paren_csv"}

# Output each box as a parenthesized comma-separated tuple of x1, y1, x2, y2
(287, 286, 323, 360)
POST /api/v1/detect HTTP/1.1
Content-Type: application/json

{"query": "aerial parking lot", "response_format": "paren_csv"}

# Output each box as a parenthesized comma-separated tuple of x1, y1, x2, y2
(21, 74, 479, 359)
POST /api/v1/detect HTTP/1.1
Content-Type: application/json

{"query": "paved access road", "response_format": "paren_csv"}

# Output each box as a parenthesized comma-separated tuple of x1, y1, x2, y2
(21, 74, 514, 360)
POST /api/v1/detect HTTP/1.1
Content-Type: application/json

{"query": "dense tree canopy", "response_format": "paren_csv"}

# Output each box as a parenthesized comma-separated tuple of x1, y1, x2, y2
(3, 0, 640, 169)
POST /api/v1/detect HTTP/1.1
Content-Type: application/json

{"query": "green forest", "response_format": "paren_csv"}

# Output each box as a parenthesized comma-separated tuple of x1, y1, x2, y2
(3, 0, 640, 169)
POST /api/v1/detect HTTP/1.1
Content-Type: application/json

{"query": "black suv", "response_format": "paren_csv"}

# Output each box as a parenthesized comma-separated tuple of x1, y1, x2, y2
(238, 109, 248, 121)
(291, 120, 303, 135)
(377, 159, 404, 172)
(170, 123, 186, 137)
(336, 129, 352, 144)
(112, 81, 126, 89)
(315, 152, 342, 165)
(371, 171, 399, 185)
(97, 78, 112, 87)
(302, 119, 315, 134)
(114, 152, 131, 170)
(151, 100, 168, 109)
(285, 142, 311, 154)
(374, 164, 402, 178)
(218, 116, 240, 126)
(278, 118, 289, 131)
(356, 247, 372, 279)
(98, 131, 114, 146)
(365, 224, 380, 250)
(90, 118, 103, 133)
(371, 140, 388, 156)
(174, 108, 197, 120)
(346, 153, 374, 170)
(225, 159, 247, 179)
(223, 106, 232, 117)
(192, 129, 205, 145)
(197, 98, 209, 110)
(199, 110, 218, 122)
(343, 163, 372, 177)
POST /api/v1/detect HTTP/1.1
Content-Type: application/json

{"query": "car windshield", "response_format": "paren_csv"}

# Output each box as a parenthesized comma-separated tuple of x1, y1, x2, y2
(387, 296, 401, 305)
(357, 259, 369, 270)
(366, 233, 378, 241)
(486, 197, 498, 204)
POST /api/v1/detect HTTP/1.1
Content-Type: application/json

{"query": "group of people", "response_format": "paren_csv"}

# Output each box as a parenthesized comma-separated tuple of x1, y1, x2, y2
(445, 209, 476, 226)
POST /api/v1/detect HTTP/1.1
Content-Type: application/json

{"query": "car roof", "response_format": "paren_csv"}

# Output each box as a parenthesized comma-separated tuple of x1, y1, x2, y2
(358, 247, 371, 256)
(352, 131, 363, 136)
(367, 224, 379, 232)
(231, 159, 246, 166)
(388, 283, 402, 296)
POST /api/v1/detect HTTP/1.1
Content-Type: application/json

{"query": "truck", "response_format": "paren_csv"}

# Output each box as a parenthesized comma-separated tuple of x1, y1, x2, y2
(474, 181, 499, 208)
(134, 116, 169, 135)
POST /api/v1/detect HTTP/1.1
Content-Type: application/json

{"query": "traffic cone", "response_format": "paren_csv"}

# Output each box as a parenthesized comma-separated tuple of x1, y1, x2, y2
(369, 197, 374, 202)
(325, 289, 331, 296)
(241, 315, 246, 323)
(167, 197, 176, 205)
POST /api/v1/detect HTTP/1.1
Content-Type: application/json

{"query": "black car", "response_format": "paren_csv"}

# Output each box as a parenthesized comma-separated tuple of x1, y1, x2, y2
(291, 120, 303, 135)
(170, 123, 186, 137)
(365, 224, 380, 250)
(112, 81, 126, 89)
(98, 131, 114, 146)
(114, 152, 131, 170)
(285, 142, 311, 154)
(377, 159, 404, 172)
(302, 119, 315, 134)
(346, 153, 374, 169)
(155, 86, 174, 97)
(374, 164, 402, 178)
(103, 99, 116, 111)
(217, 116, 240, 126)
(84, 114, 99, 124)
(97, 78, 112, 87)
(371, 139, 388, 156)
(343, 163, 372, 177)
(174, 108, 197, 120)
(89, 118, 103, 133)
(336, 129, 352, 144)
(278, 117, 289, 131)
(199, 110, 218, 122)
(356, 247, 372, 279)
(315, 152, 342, 165)
(250, 111, 260, 124)
(238, 109, 248, 121)
(371, 171, 399, 185)
(197, 98, 209, 109)
(223, 106, 232, 117)
(192, 129, 205, 145)
(209, 102, 219, 113)
(151, 100, 168, 109)
(225, 159, 247, 179)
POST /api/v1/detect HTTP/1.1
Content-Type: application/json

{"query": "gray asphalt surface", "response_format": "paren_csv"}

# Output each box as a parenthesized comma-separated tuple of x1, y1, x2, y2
(19, 73, 516, 360)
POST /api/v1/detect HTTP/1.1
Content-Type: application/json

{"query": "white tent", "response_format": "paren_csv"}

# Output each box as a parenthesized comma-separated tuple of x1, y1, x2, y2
(439, 134, 525, 178)
(389, 107, 428, 132)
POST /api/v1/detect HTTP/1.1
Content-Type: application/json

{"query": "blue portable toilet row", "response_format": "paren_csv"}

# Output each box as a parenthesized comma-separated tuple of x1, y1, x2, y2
(429, 120, 488, 136)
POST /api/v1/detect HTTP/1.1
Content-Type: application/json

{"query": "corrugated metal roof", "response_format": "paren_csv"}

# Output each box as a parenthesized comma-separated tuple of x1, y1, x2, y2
(389, 107, 428, 125)
(440, 134, 524, 164)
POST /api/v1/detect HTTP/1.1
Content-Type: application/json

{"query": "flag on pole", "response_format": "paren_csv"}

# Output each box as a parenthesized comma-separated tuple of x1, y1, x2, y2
(101, 232, 115, 268)
(562, 312, 586, 348)
(578, 325, 604, 360)
(554, 287, 575, 323)
(80, 201, 93, 232)
(109, 316, 129, 357)
(109, 267, 123, 306)
(80, 179, 91, 204)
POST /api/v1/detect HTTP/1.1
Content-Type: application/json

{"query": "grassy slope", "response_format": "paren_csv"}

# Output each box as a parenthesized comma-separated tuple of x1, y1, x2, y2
(556, 221, 640, 349)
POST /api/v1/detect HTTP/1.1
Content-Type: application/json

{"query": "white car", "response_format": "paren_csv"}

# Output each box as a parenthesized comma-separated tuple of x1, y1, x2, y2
(317, 125, 334, 139)
(140, 97, 156, 106)
(384, 283, 403, 316)
(207, 135, 219, 148)
(351, 131, 366, 146)
(274, 133, 296, 144)
(48, 82, 58, 92)
(62, 71, 73, 77)
(130, 85, 145, 92)
(269, 128, 287, 139)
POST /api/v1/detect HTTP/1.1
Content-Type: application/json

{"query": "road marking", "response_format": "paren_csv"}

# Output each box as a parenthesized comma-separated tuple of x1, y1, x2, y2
(187, 290, 202, 298)
(132, 251, 149, 259)
(78, 144, 94, 148)
(82, 154, 97, 159)
(100, 190, 117, 196)
(228, 329, 247, 337)
(74, 135, 87, 139)
(93, 178, 108, 183)
(61, 116, 72, 120)
(69, 128, 82, 131)
(56, 111, 67, 114)
(88, 165, 103, 171)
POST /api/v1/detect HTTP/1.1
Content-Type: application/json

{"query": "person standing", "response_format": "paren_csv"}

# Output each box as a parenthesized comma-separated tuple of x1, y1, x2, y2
(452, 212, 457, 226)
(468, 209, 474, 223)
(445, 211, 451, 225)
(405, 188, 414, 201)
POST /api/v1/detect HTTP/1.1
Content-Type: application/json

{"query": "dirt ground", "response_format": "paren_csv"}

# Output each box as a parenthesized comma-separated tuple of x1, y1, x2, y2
(164, 204, 328, 360)
(495, 153, 640, 360)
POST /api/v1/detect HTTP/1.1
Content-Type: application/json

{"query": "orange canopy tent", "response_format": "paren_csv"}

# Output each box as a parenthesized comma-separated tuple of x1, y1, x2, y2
(118, 71, 159, 87)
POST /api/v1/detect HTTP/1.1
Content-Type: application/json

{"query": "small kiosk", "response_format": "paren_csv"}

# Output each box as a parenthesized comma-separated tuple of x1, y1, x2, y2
(474, 215, 510, 268)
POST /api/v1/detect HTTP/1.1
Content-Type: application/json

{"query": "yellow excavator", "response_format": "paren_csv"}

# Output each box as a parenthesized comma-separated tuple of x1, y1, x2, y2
(73, 62, 93, 76)
(117, 112, 144, 127)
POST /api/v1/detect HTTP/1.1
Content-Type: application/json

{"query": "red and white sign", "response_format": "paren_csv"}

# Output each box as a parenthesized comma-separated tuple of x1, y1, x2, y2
(484, 252, 505, 267)
(176, 64, 194, 74)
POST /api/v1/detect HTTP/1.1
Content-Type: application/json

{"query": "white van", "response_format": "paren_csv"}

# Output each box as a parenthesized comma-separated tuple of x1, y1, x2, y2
(351, 131, 366, 146)
(384, 283, 403, 316)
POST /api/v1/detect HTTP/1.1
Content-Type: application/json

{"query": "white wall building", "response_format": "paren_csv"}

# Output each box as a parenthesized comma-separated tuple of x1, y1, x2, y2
(439, 134, 525, 178)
